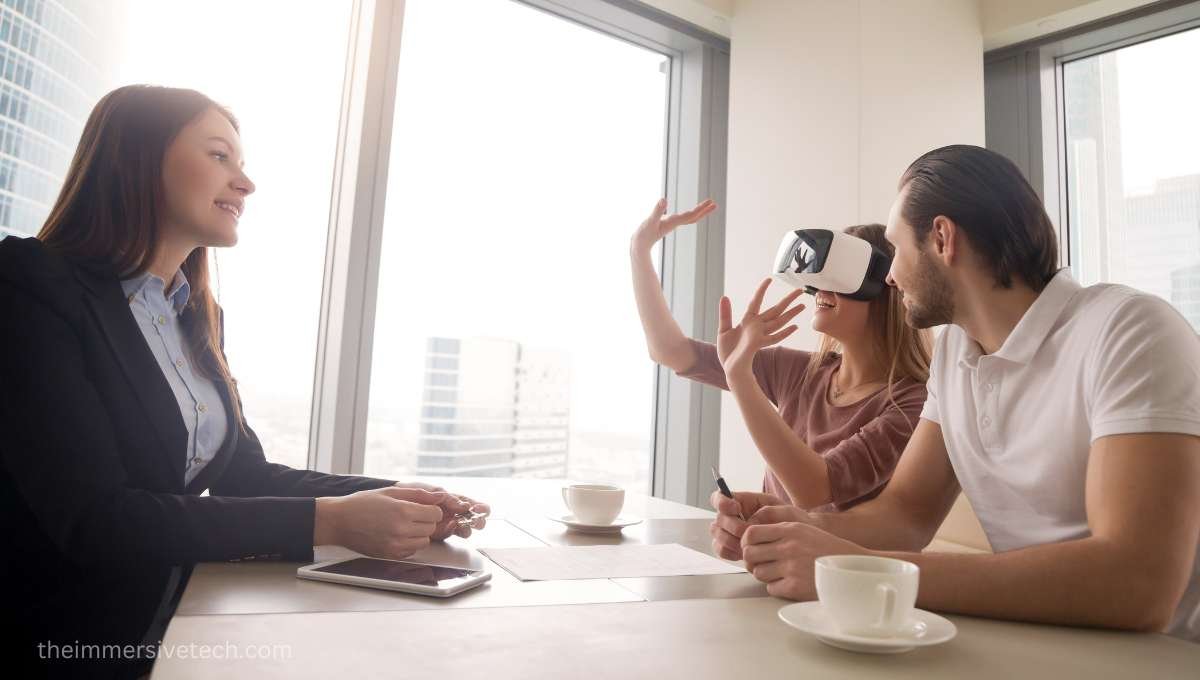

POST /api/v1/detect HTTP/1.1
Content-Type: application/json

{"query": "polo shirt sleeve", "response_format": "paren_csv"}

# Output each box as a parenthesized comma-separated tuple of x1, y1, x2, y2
(675, 337, 811, 406)
(1089, 294, 1200, 441)
(919, 327, 949, 425)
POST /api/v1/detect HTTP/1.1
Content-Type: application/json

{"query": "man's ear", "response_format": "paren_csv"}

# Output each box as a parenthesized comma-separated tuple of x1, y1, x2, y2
(930, 215, 958, 265)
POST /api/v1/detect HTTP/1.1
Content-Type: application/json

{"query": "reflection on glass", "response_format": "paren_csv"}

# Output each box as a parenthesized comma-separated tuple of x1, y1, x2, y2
(364, 0, 669, 491)
(1064, 27, 1200, 331)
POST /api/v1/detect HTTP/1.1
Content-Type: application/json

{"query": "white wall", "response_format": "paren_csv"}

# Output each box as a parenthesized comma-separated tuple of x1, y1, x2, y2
(719, 0, 985, 491)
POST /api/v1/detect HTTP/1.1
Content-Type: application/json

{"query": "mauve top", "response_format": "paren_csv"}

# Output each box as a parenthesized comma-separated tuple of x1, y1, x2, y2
(676, 338, 927, 511)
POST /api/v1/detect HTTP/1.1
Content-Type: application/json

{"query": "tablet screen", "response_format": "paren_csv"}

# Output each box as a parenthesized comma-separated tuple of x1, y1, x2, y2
(311, 558, 477, 586)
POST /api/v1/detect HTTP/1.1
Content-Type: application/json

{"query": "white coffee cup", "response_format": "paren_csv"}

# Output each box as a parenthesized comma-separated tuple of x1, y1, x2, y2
(561, 484, 624, 525)
(814, 555, 919, 637)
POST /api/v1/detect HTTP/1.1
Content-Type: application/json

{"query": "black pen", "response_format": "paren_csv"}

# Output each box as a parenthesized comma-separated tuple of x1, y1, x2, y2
(711, 466, 746, 521)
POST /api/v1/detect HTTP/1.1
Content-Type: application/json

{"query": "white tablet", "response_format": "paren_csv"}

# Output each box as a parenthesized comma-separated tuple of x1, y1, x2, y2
(297, 557, 491, 597)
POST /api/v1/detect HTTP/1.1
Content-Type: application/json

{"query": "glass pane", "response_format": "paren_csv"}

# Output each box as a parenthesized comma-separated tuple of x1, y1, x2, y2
(0, 1, 123, 239)
(110, 1, 353, 469)
(1063, 28, 1200, 331)
(364, 0, 669, 491)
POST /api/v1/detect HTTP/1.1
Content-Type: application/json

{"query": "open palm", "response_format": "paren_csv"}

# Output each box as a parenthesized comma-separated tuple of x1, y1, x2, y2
(717, 278, 806, 375)
(631, 198, 718, 253)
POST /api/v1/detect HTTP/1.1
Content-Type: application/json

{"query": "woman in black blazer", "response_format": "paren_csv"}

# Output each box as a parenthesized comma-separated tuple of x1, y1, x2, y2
(0, 85, 489, 679)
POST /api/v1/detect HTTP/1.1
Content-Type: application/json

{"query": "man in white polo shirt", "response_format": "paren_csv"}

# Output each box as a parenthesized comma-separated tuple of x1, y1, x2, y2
(710, 145, 1200, 639)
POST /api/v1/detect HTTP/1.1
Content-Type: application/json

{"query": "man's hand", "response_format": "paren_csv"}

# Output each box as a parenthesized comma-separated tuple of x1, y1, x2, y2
(742, 521, 870, 600)
(708, 490, 795, 560)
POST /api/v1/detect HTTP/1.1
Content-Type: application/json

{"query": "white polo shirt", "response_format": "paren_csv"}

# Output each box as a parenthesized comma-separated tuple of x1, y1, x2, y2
(921, 269, 1200, 641)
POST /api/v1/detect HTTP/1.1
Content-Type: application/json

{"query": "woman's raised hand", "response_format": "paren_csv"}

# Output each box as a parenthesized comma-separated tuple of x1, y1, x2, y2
(716, 278, 806, 376)
(631, 198, 717, 254)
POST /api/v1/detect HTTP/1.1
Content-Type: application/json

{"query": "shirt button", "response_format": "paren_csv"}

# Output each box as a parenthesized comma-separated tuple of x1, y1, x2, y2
(175, 358, 185, 368)
(981, 416, 992, 427)
(198, 403, 207, 413)
(157, 314, 167, 325)
(985, 383, 994, 392)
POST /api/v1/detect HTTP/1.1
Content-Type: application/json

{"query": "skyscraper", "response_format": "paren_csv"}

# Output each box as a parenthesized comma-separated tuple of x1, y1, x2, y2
(0, 0, 124, 239)
(1172, 262, 1200, 332)
(416, 336, 570, 478)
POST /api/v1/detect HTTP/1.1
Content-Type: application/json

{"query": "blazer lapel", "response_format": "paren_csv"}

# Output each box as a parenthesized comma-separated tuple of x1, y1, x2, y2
(74, 264, 187, 486)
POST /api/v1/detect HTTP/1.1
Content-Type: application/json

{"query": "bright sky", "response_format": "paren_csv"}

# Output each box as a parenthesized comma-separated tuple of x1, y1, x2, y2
(1115, 27, 1200, 192)
(111, 0, 668, 458)
(368, 0, 667, 437)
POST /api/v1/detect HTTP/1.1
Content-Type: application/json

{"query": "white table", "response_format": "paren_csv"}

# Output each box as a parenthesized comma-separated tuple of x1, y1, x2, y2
(150, 477, 1200, 678)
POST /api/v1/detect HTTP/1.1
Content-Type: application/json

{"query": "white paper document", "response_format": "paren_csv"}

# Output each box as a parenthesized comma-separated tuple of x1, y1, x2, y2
(478, 543, 746, 581)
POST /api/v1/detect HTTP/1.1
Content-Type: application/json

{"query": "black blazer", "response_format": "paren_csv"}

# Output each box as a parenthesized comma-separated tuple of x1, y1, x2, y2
(0, 237, 395, 678)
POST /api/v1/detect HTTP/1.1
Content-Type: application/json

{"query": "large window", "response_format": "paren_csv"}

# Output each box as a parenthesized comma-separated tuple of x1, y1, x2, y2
(113, 0, 353, 469)
(2, 0, 729, 504)
(985, 4, 1200, 333)
(1062, 27, 1200, 331)
(361, 0, 670, 490)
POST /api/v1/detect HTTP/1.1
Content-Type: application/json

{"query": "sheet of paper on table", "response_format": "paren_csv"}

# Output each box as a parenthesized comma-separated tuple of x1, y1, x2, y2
(478, 543, 746, 581)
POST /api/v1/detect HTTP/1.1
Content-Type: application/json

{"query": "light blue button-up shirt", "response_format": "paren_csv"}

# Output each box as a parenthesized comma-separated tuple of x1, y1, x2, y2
(121, 270, 228, 486)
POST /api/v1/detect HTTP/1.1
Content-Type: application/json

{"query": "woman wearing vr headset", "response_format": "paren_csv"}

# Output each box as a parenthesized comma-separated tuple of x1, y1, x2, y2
(631, 199, 932, 533)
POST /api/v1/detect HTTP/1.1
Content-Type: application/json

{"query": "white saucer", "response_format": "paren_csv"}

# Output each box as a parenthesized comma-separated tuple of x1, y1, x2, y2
(550, 514, 643, 534)
(778, 602, 957, 654)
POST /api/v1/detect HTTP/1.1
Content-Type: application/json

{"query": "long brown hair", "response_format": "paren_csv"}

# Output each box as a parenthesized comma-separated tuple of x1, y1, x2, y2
(800, 224, 932, 417)
(38, 85, 243, 425)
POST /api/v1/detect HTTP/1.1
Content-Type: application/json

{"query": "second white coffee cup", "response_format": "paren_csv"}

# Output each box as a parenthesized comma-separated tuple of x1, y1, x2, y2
(562, 484, 624, 525)
(815, 555, 920, 638)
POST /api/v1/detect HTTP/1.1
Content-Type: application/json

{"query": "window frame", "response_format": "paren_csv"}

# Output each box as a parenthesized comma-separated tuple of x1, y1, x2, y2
(307, 0, 730, 508)
(984, 0, 1200, 271)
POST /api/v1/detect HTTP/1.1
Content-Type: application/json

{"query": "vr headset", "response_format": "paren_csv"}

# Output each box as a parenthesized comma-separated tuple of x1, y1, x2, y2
(772, 229, 892, 301)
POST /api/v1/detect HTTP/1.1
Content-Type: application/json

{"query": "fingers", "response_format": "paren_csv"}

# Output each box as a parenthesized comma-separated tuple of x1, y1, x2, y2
(712, 538, 742, 561)
(646, 197, 667, 223)
(744, 278, 773, 321)
(732, 491, 782, 517)
(762, 287, 805, 318)
(709, 520, 743, 561)
(662, 199, 717, 229)
(709, 489, 727, 512)
(741, 541, 780, 569)
(748, 504, 804, 526)
(718, 296, 733, 334)
(678, 199, 717, 222)
(395, 499, 444, 525)
(750, 560, 784, 583)
(742, 522, 788, 547)
(713, 512, 749, 540)
(763, 325, 799, 346)
(765, 579, 803, 600)
(765, 302, 807, 332)
(380, 487, 448, 506)
(712, 493, 745, 519)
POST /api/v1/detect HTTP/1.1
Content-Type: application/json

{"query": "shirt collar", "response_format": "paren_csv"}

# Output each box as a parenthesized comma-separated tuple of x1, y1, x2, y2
(958, 268, 1080, 369)
(120, 269, 191, 315)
